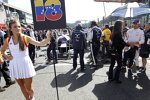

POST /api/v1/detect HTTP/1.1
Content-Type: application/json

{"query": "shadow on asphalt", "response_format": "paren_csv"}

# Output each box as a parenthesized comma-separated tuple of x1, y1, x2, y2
(92, 72, 150, 100)
(51, 65, 96, 91)
(35, 64, 48, 71)
(58, 60, 73, 64)
(68, 67, 96, 92)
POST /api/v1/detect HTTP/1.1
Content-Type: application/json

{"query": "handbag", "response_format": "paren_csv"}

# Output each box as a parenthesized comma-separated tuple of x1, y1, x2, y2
(140, 48, 149, 55)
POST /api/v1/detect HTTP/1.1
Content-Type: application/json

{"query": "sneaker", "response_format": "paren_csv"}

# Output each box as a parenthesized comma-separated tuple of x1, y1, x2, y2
(31, 96, 35, 100)
(80, 67, 85, 72)
(92, 65, 98, 70)
(139, 67, 146, 72)
(0, 86, 5, 92)
(4, 80, 16, 88)
(73, 66, 77, 70)
(108, 78, 114, 82)
(32, 60, 35, 65)
(136, 66, 140, 70)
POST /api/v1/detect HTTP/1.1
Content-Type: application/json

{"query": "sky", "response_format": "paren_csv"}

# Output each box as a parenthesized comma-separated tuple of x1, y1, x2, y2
(8, 0, 123, 23)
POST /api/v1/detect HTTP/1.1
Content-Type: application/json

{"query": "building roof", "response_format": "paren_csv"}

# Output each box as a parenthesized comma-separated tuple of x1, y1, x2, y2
(0, 1, 31, 15)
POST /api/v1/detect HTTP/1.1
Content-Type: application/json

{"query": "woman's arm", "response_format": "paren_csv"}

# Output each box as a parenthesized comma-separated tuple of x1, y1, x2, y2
(26, 30, 52, 46)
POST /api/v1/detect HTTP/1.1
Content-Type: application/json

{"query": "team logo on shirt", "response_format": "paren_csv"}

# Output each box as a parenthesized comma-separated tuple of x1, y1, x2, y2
(75, 34, 80, 42)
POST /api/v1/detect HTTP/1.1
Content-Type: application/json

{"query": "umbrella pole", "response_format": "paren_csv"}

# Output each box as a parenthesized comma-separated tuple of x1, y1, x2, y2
(146, 14, 149, 23)
(130, 8, 132, 27)
(103, 16, 104, 26)
(53, 56, 60, 100)
(103, 2, 106, 17)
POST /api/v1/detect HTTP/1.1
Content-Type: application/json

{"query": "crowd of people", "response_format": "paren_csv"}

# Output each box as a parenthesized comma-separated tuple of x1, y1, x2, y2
(0, 19, 150, 100)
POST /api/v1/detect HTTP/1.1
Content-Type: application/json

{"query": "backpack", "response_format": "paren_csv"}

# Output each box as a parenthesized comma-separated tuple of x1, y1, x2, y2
(7, 36, 28, 47)
(92, 28, 101, 44)
(72, 30, 85, 50)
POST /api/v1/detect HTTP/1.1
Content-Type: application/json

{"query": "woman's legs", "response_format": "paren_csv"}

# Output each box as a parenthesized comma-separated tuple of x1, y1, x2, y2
(16, 79, 30, 100)
(142, 58, 147, 68)
(140, 57, 147, 72)
(24, 77, 34, 100)
(114, 54, 122, 81)
(108, 55, 116, 80)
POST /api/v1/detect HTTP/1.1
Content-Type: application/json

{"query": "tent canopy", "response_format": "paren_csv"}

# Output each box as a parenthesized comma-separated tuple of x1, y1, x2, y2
(94, 0, 144, 3)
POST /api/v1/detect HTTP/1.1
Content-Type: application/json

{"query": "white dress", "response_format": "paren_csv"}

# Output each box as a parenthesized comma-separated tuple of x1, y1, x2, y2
(8, 37, 36, 79)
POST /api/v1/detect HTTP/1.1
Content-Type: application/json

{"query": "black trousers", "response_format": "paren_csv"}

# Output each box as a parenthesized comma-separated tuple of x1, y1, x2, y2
(0, 61, 11, 84)
(123, 47, 137, 68)
(47, 44, 57, 61)
(28, 44, 35, 63)
(102, 40, 110, 57)
(73, 49, 84, 69)
(91, 43, 100, 66)
(109, 52, 122, 81)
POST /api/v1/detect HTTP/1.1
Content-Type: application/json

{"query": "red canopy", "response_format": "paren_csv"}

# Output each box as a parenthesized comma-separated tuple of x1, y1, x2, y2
(94, 0, 144, 3)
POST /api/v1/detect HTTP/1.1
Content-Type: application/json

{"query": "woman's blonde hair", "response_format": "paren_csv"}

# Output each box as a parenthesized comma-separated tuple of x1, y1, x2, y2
(9, 19, 25, 51)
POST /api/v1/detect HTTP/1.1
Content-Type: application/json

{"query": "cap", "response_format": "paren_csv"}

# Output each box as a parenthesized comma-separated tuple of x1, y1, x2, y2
(133, 19, 140, 24)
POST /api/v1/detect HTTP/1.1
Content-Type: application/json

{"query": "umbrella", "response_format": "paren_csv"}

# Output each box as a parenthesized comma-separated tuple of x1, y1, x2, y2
(94, 0, 143, 3)
(110, 2, 150, 18)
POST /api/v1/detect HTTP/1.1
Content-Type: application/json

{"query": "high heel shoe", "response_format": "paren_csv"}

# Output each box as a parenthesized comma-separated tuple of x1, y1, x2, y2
(30, 96, 35, 100)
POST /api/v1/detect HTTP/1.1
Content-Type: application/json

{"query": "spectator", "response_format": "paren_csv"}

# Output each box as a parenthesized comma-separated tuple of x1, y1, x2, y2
(72, 24, 86, 71)
(122, 19, 144, 74)
(102, 24, 112, 60)
(139, 23, 150, 72)
(87, 21, 102, 69)
(24, 25, 36, 64)
(108, 20, 127, 84)
(0, 27, 15, 92)
(46, 31, 57, 64)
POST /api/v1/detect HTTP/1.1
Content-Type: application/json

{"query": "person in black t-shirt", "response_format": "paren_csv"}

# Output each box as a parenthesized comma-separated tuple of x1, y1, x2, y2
(139, 23, 150, 72)
(46, 31, 57, 64)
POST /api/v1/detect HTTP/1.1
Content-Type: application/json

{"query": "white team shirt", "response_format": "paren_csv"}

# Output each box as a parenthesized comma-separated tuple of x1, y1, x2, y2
(126, 28, 144, 45)
(87, 26, 100, 42)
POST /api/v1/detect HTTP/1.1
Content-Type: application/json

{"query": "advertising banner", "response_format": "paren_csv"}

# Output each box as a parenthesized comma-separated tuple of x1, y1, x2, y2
(31, 0, 66, 30)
